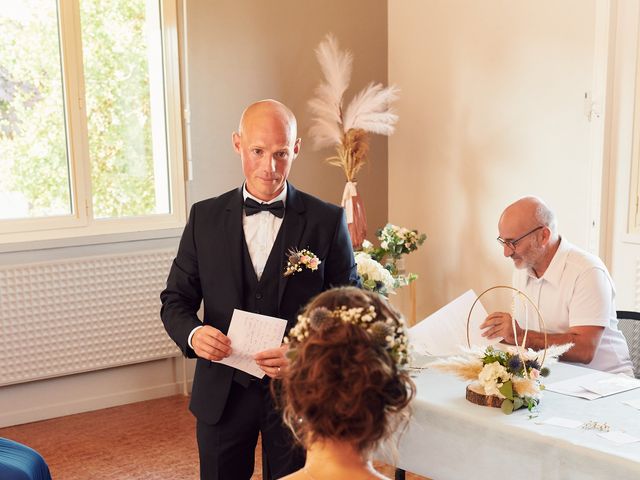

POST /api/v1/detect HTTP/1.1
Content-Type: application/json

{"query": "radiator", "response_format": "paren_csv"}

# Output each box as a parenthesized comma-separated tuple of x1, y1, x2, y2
(0, 249, 180, 386)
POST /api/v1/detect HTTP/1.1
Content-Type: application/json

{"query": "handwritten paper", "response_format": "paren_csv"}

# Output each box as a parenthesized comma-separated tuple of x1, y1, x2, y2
(409, 290, 500, 356)
(546, 372, 640, 400)
(216, 309, 287, 378)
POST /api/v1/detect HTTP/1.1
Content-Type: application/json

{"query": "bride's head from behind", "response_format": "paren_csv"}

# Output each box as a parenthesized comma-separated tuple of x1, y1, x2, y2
(281, 286, 415, 455)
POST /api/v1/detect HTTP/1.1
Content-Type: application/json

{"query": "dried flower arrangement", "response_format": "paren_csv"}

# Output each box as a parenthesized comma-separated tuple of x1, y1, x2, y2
(308, 33, 399, 247)
(431, 343, 572, 414)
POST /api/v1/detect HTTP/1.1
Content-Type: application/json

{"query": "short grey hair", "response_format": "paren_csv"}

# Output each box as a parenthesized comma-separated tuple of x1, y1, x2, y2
(534, 201, 557, 235)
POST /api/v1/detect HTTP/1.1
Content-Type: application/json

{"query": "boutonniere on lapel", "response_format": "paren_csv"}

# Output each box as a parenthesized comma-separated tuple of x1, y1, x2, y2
(284, 248, 321, 277)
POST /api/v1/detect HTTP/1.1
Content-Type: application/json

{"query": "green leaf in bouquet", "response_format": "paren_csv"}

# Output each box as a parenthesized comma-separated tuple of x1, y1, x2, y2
(498, 380, 513, 400)
(501, 399, 514, 414)
(513, 396, 524, 411)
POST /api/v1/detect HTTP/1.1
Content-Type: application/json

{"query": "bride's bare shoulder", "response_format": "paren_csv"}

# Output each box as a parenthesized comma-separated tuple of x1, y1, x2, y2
(279, 472, 307, 480)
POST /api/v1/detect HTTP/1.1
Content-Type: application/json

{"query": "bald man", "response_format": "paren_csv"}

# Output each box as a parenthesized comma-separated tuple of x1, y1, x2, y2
(480, 196, 633, 376)
(161, 100, 359, 479)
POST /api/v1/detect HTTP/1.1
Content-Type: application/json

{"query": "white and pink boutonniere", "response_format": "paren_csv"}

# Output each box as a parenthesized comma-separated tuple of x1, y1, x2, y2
(284, 248, 321, 277)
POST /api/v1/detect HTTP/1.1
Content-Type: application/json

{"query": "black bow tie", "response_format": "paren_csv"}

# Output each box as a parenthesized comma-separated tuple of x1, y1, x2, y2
(243, 197, 285, 218)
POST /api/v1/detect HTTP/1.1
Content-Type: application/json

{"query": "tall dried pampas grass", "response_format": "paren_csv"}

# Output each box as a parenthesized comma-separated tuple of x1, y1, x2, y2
(308, 33, 398, 181)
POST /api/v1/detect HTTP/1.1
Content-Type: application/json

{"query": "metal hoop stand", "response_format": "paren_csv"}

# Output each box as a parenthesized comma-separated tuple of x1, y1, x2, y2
(464, 285, 549, 408)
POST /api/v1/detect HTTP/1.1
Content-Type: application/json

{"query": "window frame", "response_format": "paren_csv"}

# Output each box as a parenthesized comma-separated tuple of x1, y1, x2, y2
(0, 0, 186, 246)
(628, 13, 640, 236)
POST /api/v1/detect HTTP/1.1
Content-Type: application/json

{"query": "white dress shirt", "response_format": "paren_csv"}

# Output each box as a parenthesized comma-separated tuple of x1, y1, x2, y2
(242, 184, 286, 281)
(187, 184, 287, 349)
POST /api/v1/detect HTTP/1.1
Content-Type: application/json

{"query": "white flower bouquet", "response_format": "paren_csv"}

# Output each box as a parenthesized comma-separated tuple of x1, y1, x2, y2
(354, 251, 396, 297)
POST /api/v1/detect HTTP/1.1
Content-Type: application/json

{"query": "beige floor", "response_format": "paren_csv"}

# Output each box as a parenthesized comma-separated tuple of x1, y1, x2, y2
(0, 395, 428, 479)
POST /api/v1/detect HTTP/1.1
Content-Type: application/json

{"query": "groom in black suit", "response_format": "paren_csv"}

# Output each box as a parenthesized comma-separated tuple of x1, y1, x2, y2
(161, 99, 359, 480)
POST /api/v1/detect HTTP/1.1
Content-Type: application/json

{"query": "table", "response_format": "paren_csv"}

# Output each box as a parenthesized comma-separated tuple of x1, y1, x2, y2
(385, 362, 640, 480)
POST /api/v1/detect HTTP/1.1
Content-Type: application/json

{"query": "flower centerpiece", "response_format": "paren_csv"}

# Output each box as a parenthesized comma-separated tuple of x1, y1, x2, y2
(308, 33, 399, 249)
(361, 224, 426, 288)
(431, 345, 572, 414)
(430, 286, 573, 414)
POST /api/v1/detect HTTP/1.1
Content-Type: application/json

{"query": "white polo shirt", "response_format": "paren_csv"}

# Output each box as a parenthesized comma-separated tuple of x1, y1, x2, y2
(513, 237, 633, 376)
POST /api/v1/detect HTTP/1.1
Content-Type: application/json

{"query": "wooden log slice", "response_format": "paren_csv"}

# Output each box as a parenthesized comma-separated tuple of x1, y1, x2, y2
(466, 382, 503, 408)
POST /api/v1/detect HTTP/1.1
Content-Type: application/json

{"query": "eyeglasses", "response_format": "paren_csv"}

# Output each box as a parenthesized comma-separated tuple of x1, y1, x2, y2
(497, 225, 544, 251)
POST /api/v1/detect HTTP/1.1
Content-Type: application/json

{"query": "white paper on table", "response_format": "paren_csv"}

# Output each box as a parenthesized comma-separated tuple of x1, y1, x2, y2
(408, 289, 500, 356)
(546, 372, 640, 400)
(623, 398, 640, 410)
(537, 417, 584, 429)
(215, 309, 287, 378)
(597, 431, 640, 445)
(581, 374, 640, 396)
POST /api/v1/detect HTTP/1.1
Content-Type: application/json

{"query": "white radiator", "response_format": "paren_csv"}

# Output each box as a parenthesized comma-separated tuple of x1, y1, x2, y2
(0, 249, 180, 386)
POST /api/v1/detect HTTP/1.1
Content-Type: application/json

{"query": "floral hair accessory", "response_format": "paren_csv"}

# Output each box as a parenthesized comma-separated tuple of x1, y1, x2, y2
(284, 248, 321, 277)
(285, 304, 410, 366)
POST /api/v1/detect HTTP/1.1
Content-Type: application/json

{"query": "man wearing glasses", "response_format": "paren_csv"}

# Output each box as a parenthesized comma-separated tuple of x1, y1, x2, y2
(480, 196, 633, 376)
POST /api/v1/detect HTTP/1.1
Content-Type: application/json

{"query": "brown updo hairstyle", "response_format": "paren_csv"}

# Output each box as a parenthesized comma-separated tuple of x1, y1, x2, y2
(280, 286, 415, 454)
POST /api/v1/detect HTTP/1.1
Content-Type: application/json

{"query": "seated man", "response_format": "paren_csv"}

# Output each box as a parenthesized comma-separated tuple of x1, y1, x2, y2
(481, 196, 633, 376)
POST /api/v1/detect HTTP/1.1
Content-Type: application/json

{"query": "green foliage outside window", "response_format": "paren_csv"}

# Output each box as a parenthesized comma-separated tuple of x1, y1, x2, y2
(0, 0, 163, 220)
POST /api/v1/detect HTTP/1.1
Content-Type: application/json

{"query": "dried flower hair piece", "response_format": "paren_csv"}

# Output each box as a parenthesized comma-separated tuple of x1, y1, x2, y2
(286, 304, 410, 366)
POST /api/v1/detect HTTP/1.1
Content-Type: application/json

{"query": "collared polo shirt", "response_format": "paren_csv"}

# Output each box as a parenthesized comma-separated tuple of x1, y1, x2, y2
(512, 237, 633, 375)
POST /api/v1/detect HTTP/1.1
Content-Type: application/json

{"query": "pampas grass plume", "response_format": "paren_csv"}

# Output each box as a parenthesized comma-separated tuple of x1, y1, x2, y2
(430, 356, 483, 381)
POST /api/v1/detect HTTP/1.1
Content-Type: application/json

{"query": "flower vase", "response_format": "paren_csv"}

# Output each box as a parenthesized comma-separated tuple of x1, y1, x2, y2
(341, 181, 367, 249)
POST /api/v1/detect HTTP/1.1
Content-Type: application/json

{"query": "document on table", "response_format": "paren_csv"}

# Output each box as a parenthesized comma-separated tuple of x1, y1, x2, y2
(408, 289, 501, 356)
(215, 309, 287, 379)
(546, 372, 640, 400)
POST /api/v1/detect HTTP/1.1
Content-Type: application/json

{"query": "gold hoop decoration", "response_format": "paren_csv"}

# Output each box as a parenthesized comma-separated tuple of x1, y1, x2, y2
(466, 285, 548, 367)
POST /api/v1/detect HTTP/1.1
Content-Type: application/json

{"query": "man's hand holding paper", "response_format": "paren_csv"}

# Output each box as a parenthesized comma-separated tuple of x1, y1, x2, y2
(192, 325, 232, 361)
(255, 344, 289, 379)
(480, 311, 522, 343)
(215, 309, 288, 379)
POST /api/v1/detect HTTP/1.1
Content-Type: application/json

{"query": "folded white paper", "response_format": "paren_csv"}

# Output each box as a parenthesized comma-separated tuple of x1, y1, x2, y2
(546, 372, 640, 400)
(409, 289, 500, 356)
(215, 309, 287, 378)
(597, 431, 640, 445)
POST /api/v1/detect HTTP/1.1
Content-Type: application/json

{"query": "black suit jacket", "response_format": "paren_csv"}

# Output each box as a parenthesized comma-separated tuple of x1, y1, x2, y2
(160, 183, 359, 424)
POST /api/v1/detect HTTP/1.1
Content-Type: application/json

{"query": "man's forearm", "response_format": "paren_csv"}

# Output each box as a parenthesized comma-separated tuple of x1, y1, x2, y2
(509, 330, 596, 364)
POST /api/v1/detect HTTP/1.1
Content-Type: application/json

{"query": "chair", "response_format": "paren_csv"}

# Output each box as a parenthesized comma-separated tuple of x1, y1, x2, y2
(617, 310, 640, 379)
(0, 438, 51, 480)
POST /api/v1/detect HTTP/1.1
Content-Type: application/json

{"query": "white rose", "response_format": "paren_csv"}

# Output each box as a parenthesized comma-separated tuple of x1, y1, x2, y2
(478, 362, 510, 398)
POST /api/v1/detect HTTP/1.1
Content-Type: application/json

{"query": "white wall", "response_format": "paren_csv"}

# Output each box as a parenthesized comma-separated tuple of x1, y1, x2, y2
(0, 358, 189, 428)
(185, 0, 389, 234)
(604, 0, 640, 310)
(389, 0, 601, 316)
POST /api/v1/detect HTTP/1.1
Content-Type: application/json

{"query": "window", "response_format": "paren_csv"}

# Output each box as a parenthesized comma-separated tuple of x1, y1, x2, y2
(0, 0, 185, 244)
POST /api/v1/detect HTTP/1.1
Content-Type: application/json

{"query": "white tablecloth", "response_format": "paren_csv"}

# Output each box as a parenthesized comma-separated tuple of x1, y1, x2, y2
(386, 362, 640, 480)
